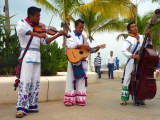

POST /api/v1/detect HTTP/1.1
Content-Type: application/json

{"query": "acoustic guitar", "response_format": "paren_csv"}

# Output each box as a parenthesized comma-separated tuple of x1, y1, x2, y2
(67, 44, 106, 64)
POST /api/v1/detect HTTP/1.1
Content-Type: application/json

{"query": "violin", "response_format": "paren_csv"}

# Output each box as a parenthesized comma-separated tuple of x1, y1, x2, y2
(33, 23, 70, 38)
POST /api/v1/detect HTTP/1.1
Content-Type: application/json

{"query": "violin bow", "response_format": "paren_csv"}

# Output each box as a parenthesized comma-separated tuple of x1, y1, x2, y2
(47, 15, 54, 30)
(46, 15, 70, 37)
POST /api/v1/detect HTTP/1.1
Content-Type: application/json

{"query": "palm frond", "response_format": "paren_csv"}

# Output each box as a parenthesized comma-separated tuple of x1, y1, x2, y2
(93, 19, 126, 34)
(87, 0, 136, 19)
(34, 0, 83, 21)
(116, 33, 128, 41)
(151, 0, 160, 3)
(116, 10, 160, 50)
(34, 0, 59, 15)
(136, 11, 154, 34)
(151, 20, 160, 50)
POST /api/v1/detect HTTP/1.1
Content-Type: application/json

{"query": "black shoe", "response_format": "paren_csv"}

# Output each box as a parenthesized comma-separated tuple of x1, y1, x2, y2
(111, 77, 114, 79)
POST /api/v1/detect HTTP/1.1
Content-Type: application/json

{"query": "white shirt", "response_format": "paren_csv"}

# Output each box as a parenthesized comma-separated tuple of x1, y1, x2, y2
(66, 31, 92, 69)
(66, 32, 92, 48)
(106, 56, 116, 66)
(16, 19, 48, 63)
(121, 35, 152, 64)
(16, 20, 47, 48)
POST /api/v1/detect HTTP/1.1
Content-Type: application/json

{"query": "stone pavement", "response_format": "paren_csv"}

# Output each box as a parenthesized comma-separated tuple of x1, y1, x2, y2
(0, 74, 160, 120)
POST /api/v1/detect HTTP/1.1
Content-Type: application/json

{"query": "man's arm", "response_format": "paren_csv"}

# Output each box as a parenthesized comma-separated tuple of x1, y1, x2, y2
(28, 30, 67, 44)
(122, 40, 134, 58)
(146, 29, 151, 41)
(92, 46, 100, 53)
(94, 58, 96, 67)
(45, 30, 68, 44)
(27, 31, 46, 38)
(77, 44, 91, 50)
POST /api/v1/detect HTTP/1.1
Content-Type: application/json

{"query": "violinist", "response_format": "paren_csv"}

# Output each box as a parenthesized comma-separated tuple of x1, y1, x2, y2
(15, 6, 66, 118)
(120, 22, 151, 106)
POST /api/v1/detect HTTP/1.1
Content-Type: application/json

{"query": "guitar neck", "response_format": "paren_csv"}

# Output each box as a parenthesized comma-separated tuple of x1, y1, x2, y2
(89, 44, 105, 52)
(89, 47, 97, 52)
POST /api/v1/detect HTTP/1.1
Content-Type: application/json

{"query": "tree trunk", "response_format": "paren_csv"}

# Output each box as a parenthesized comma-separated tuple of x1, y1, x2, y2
(87, 37, 93, 72)
(62, 26, 67, 53)
(5, 0, 10, 31)
(88, 53, 92, 71)
(158, 44, 160, 58)
(62, 20, 70, 54)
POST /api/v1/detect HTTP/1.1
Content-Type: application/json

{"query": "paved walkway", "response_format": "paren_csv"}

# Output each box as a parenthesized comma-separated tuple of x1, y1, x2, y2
(0, 74, 160, 120)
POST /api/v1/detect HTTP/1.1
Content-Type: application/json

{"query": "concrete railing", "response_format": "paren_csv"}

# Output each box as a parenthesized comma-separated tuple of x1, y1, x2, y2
(0, 70, 159, 104)
(103, 69, 159, 80)
(0, 72, 97, 104)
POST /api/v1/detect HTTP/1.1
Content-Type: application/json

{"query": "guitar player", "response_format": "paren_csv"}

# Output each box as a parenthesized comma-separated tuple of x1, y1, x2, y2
(63, 19, 100, 106)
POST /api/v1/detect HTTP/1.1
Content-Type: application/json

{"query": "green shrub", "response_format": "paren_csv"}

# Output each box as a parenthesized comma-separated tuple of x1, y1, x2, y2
(0, 14, 67, 76)
(0, 14, 19, 76)
(41, 41, 67, 76)
(0, 67, 15, 76)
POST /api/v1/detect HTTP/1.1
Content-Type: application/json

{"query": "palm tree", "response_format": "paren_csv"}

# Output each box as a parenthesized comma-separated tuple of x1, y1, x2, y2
(4, 0, 10, 31)
(34, 0, 83, 51)
(134, 0, 160, 24)
(74, 0, 136, 71)
(76, 7, 128, 38)
(151, 0, 160, 3)
(116, 11, 154, 40)
(79, 0, 136, 19)
(149, 0, 160, 57)
(150, 21, 160, 57)
(75, 7, 128, 71)
(34, 0, 136, 71)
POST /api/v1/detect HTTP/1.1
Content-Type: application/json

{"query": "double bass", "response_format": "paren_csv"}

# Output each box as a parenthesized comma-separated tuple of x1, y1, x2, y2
(129, 9, 160, 106)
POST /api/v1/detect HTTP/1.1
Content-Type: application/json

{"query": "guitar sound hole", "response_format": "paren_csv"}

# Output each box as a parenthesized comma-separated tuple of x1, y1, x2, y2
(79, 51, 84, 55)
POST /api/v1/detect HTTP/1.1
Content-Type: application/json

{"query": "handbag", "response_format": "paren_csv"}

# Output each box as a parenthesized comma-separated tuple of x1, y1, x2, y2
(14, 36, 33, 91)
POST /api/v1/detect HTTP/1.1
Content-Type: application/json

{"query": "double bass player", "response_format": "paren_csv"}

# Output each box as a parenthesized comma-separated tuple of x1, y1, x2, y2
(120, 22, 152, 106)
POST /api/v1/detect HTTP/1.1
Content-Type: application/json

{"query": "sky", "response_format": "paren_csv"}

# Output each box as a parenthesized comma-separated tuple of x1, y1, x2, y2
(0, 0, 159, 67)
